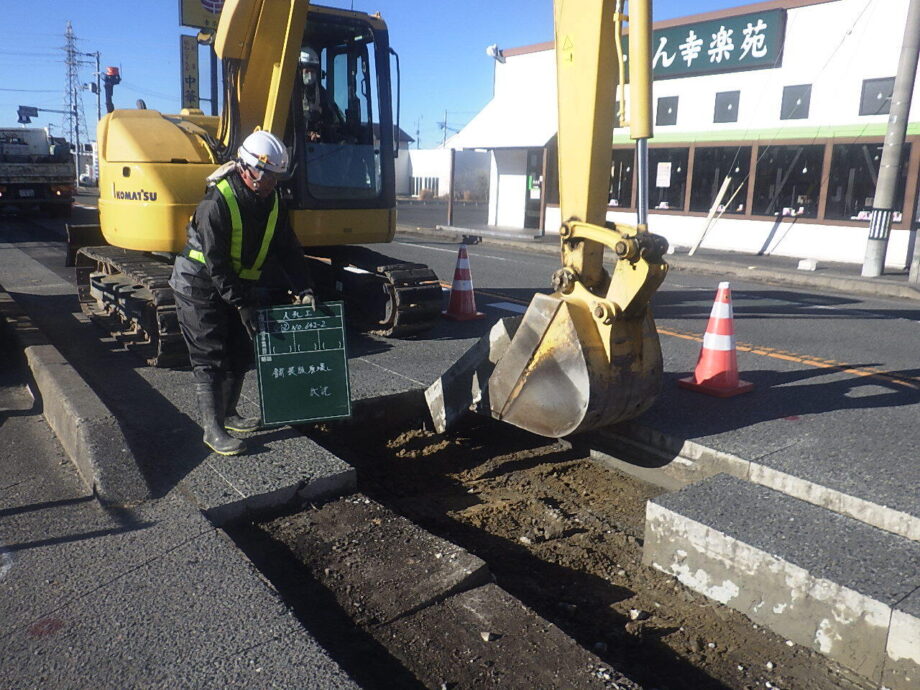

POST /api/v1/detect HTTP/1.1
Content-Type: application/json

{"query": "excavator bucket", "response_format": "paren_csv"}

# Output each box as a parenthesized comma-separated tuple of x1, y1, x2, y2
(487, 291, 663, 438)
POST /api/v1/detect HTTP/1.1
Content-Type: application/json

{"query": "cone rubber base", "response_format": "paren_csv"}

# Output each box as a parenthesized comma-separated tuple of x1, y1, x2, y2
(678, 376, 754, 398)
(442, 310, 485, 321)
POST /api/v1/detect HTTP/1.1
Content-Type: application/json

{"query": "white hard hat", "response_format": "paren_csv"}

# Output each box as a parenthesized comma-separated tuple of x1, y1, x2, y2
(237, 130, 289, 174)
(300, 47, 319, 66)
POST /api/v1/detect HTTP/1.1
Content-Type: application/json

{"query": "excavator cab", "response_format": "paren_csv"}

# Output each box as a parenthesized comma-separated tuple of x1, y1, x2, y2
(291, 13, 391, 206)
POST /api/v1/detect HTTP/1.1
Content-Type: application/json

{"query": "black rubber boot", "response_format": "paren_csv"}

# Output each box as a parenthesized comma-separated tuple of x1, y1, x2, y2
(196, 382, 245, 456)
(223, 375, 261, 433)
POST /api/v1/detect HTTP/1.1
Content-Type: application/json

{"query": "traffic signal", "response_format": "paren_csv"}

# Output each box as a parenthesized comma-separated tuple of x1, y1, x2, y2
(17, 105, 38, 124)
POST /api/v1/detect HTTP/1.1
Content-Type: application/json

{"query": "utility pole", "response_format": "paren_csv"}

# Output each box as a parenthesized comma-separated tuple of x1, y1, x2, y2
(862, 0, 920, 277)
(63, 22, 79, 152)
(84, 51, 102, 124)
(442, 109, 448, 147)
(73, 88, 81, 185)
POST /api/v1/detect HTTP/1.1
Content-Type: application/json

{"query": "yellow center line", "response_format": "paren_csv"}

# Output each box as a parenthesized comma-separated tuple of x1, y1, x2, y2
(659, 326, 920, 390)
(457, 286, 920, 391)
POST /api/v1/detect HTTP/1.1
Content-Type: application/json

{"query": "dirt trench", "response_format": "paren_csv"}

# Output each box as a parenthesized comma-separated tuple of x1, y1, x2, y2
(231, 416, 872, 690)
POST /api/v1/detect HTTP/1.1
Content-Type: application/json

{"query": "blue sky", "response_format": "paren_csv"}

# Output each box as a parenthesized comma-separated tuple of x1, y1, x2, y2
(0, 0, 746, 145)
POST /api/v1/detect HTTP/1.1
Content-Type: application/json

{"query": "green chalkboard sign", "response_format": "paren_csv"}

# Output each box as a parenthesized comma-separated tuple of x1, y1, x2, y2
(253, 301, 351, 426)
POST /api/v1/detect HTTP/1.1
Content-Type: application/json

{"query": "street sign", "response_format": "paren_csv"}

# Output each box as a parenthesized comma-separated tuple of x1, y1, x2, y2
(179, 0, 224, 30)
(180, 35, 200, 110)
(253, 302, 351, 426)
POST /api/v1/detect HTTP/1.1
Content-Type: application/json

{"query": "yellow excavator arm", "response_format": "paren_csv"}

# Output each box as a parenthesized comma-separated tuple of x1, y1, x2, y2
(487, 0, 669, 437)
(214, 0, 310, 147)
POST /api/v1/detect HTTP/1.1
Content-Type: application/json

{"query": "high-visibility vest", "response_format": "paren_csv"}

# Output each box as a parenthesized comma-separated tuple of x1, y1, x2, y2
(187, 178, 279, 281)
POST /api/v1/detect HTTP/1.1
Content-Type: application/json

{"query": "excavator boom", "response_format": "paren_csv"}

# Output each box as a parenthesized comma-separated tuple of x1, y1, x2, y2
(214, 0, 309, 145)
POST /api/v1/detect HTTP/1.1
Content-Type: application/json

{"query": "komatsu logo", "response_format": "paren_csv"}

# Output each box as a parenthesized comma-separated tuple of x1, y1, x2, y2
(114, 189, 158, 202)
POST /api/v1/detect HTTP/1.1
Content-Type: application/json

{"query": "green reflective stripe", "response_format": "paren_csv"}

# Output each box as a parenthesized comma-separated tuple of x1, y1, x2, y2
(214, 178, 278, 281)
(188, 249, 205, 263)
(243, 196, 278, 280)
(216, 179, 244, 274)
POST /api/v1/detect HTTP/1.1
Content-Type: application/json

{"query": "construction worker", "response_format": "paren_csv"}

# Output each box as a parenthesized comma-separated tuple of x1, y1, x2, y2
(169, 130, 315, 456)
(300, 46, 345, 142)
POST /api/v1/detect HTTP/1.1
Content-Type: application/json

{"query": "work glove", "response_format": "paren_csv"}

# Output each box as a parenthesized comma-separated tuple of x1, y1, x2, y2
(238, 304, 259, 339)
(295, 289, 316, 309)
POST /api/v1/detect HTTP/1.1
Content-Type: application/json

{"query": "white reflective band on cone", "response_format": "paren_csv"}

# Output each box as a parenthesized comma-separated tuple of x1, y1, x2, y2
(709, 301, 733, 319)
(703, 332, 735, 351)
(457, 258, 471, 269)
(451, 279, 473, 291)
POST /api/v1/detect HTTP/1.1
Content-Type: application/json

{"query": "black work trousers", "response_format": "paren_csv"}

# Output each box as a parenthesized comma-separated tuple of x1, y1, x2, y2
(174, 290, 253, 385)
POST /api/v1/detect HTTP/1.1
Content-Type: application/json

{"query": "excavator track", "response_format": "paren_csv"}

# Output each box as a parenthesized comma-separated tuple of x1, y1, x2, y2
(305, 246, 443, 338)
(73, 244, 442, 369)
(75, 246, 188, 368)
(369, 263, 443, 337)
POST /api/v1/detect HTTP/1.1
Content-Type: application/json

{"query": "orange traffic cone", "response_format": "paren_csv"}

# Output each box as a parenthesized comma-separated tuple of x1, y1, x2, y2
(678, 281, 753, 397)
(443, 245, 485, 321)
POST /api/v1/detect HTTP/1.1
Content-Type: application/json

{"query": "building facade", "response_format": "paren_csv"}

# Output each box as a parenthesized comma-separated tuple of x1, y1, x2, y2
(450, 0, 920, 267)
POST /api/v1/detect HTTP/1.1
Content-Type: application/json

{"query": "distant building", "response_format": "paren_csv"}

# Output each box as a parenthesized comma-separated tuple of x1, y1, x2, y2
(449, 0, 920, 266)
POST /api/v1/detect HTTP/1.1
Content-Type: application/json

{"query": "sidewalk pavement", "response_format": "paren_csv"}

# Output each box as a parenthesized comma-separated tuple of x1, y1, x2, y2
(0, 326, 358, 688)
(414, 223, 920, 302)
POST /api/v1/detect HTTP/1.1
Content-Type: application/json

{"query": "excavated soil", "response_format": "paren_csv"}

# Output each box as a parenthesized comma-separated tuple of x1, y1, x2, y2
(235, 416, 873, 690)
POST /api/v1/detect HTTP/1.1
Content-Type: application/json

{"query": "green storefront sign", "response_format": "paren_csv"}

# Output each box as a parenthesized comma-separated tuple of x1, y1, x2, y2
(254, 302, 351, 426)
(625, 9, 786, 79)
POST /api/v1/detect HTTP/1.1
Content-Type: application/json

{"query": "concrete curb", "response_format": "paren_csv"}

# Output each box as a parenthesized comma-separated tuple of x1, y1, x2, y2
(0, 288, 149, 505)
(590, 423, 919, 542)
(644, 474, 920, 690)
(397, 225, 920, 302)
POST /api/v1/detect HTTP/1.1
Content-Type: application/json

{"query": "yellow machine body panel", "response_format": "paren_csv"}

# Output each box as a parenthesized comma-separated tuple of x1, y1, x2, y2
(291, 207, 395, 247)
(97, 110, 221, 252)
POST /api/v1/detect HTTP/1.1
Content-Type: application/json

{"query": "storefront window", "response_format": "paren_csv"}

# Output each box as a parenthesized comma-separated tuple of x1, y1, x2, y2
(781, 84, 811, 120)
(656, 96, 678, 126)
(860, 77, 894, 116)
(609, 149, 634, 208)
(689, 147, 751, 214)
(649, 148, 688, 211)
(825, 143, 911, 221)
(752, 145, 824, 218)
(713, 91, 740, 124)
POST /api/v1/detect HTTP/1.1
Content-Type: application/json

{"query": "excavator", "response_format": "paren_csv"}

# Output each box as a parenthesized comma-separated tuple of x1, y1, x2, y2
(71, 0, 442, 367)
(74, 0, 668, 439)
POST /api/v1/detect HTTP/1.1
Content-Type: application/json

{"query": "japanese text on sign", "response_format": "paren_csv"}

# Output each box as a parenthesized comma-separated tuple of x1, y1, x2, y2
(624, 9, 785, 79)
(254, 302, 351, 425)
(180, 35, 199, 110)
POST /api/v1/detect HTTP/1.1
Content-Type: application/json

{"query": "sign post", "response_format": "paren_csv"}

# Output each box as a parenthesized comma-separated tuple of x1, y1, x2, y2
(253, 302, 351, 426)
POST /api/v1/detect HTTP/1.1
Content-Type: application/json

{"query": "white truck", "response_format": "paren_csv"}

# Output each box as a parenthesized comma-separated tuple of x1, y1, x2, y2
(0, 128, 74, 217)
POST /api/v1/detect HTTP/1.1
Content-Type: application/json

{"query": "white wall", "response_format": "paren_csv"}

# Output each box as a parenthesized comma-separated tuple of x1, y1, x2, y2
(489, 149, 529, 227)
(395, 148, 411, 195)
(608, 209, 912, 268)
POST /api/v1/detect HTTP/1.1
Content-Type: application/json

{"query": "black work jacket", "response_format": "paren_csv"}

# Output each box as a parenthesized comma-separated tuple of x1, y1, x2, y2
(171, 170, 312, 307)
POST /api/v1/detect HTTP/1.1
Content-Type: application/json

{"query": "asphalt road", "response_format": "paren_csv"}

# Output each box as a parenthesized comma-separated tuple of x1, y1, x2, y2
(3, 197, 917, 688)
(3, 200, 918, 524)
